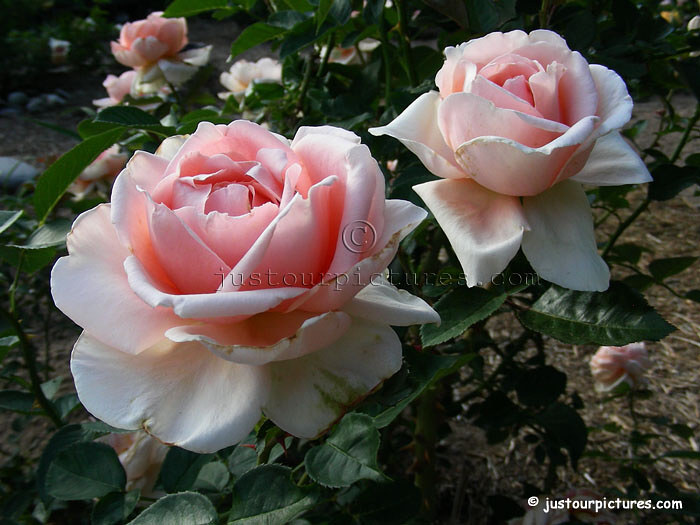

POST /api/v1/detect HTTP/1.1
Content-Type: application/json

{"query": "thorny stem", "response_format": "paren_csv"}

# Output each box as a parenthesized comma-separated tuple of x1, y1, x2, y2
(0, 308, 63, 428)
(8, 250, 24, 315)
(670, 103, 699, 164)
(296, 54, 314, 113)
(317, 32, 335, 79)
(378, 14, 392, 106)
(539, 0, 553, 28)
(396, 0, 417, 86)
(414, 384, 440, 519)
(601, 196, 650, 260)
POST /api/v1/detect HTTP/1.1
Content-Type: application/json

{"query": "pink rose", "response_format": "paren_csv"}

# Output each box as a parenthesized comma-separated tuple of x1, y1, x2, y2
(51, 121, 438, 453)
(68, 145, 129, 197)
(590, 342, 650, 392)
(111, 12, 187, 69)
(370, 30, 651, 291)
(100, 431, 168, 496)
(93, 71, 137, 108)
(111, 12, 211, 89)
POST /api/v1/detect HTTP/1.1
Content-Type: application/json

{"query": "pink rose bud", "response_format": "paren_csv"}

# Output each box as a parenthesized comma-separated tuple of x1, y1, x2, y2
(370, 30, 652, 291)
(51, 121, 438, 453)
(590, 342, 650, 392)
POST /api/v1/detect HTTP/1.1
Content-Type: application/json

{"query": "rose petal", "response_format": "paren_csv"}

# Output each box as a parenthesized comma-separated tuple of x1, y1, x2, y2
(294, 199, 427, 312)
(369, 92, 466, 180)
(521, 180, 610, 291)
(71, 333, 267, 453)
(438, 92, 565, 151)
(453, 115, 598, 196)
(262, 318, 402, 438)
(413, 178, 528, 287)
(131, 36, 170, 64)
(165, 311, 351, 365)
(343, 275, 440, 325)
(124, 254, 306, 319)
(571, 132, 652, 186)
(50, 205, 180, 355)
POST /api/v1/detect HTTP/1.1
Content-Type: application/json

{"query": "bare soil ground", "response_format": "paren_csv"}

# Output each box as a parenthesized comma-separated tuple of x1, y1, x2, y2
(0, 19, 698, 525)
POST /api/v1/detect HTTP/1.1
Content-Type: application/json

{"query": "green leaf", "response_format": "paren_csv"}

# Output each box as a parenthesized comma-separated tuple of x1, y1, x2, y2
(34, 127, 125, 223)
(11, 219, 71, 250)
(316, 0, 333, 32)
(128, 492, 218, 525)
(536, 402, 587, 469)
(45, 442, 126, 500)
(193, 461, 230, 492)
(0, 245, 56, 273)
(328, 0, 352, 26)
(517, 282, 675, 346)
(95, 107, 175, 136)
(159, 447, 214, 493)
(361, 348, 470, 428)
(229, 465, 319, 524)
(0, 390, 36, 413)
(227, 443, 258, 479)
(230, 23, 286, 58)
(421, 287, 507, 347)
(515, 366, 567, 407)
(269, 10, 309, 30)
(164, 0, 229, 17)
(92, 490, 141, 525)
(304, 413, 386, 488)
(0, 210, 22, 236)
(38, 423, 111, 502)
(346, 480, 421, 524)
(648, 257, 697, 281)
(649, 164, 700, 201)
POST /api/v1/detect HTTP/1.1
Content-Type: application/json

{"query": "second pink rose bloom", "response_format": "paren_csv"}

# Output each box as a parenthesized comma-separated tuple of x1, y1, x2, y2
(371, 29, 652, 291)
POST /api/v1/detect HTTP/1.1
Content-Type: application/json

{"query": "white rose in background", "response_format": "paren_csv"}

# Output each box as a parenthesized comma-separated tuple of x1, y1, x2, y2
(590, 342, 650, 392)
(93, 70, 171, 109)
(111, 11, 211, 91)
(370, 30, 652, 291)
(218, 57, 283, 102)
(49, 38, 71, 66)
(51, 121, 438, 453)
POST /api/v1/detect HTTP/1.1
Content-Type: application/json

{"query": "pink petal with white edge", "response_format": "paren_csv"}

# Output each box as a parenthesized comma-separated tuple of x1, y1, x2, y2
(50, 205, 180, 355)
(124, 254, 306, 319)
(454, 115, 598, 196)
(295, 199, 427, 312)
(413, 178, 528, 287)
(369, 92, 466, 180)
(571, 132, 651, 186)
(262, 317, 402, 438)
(343, 275, 439, 326)
(521, 180, 610, 292)
(589, 64, 633, 137)
(438, 92, 565, 151)
(165, 311, 351, 365)
(71, 333, 267, 453)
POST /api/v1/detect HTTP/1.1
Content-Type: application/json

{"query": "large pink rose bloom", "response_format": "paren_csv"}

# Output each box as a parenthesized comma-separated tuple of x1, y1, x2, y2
(111, 12, 211, 89)
(111, 11, 187, 69)
(51, 121, 437, 453)
(370, 30, 652, 291)
(590, 342, 650, 392)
